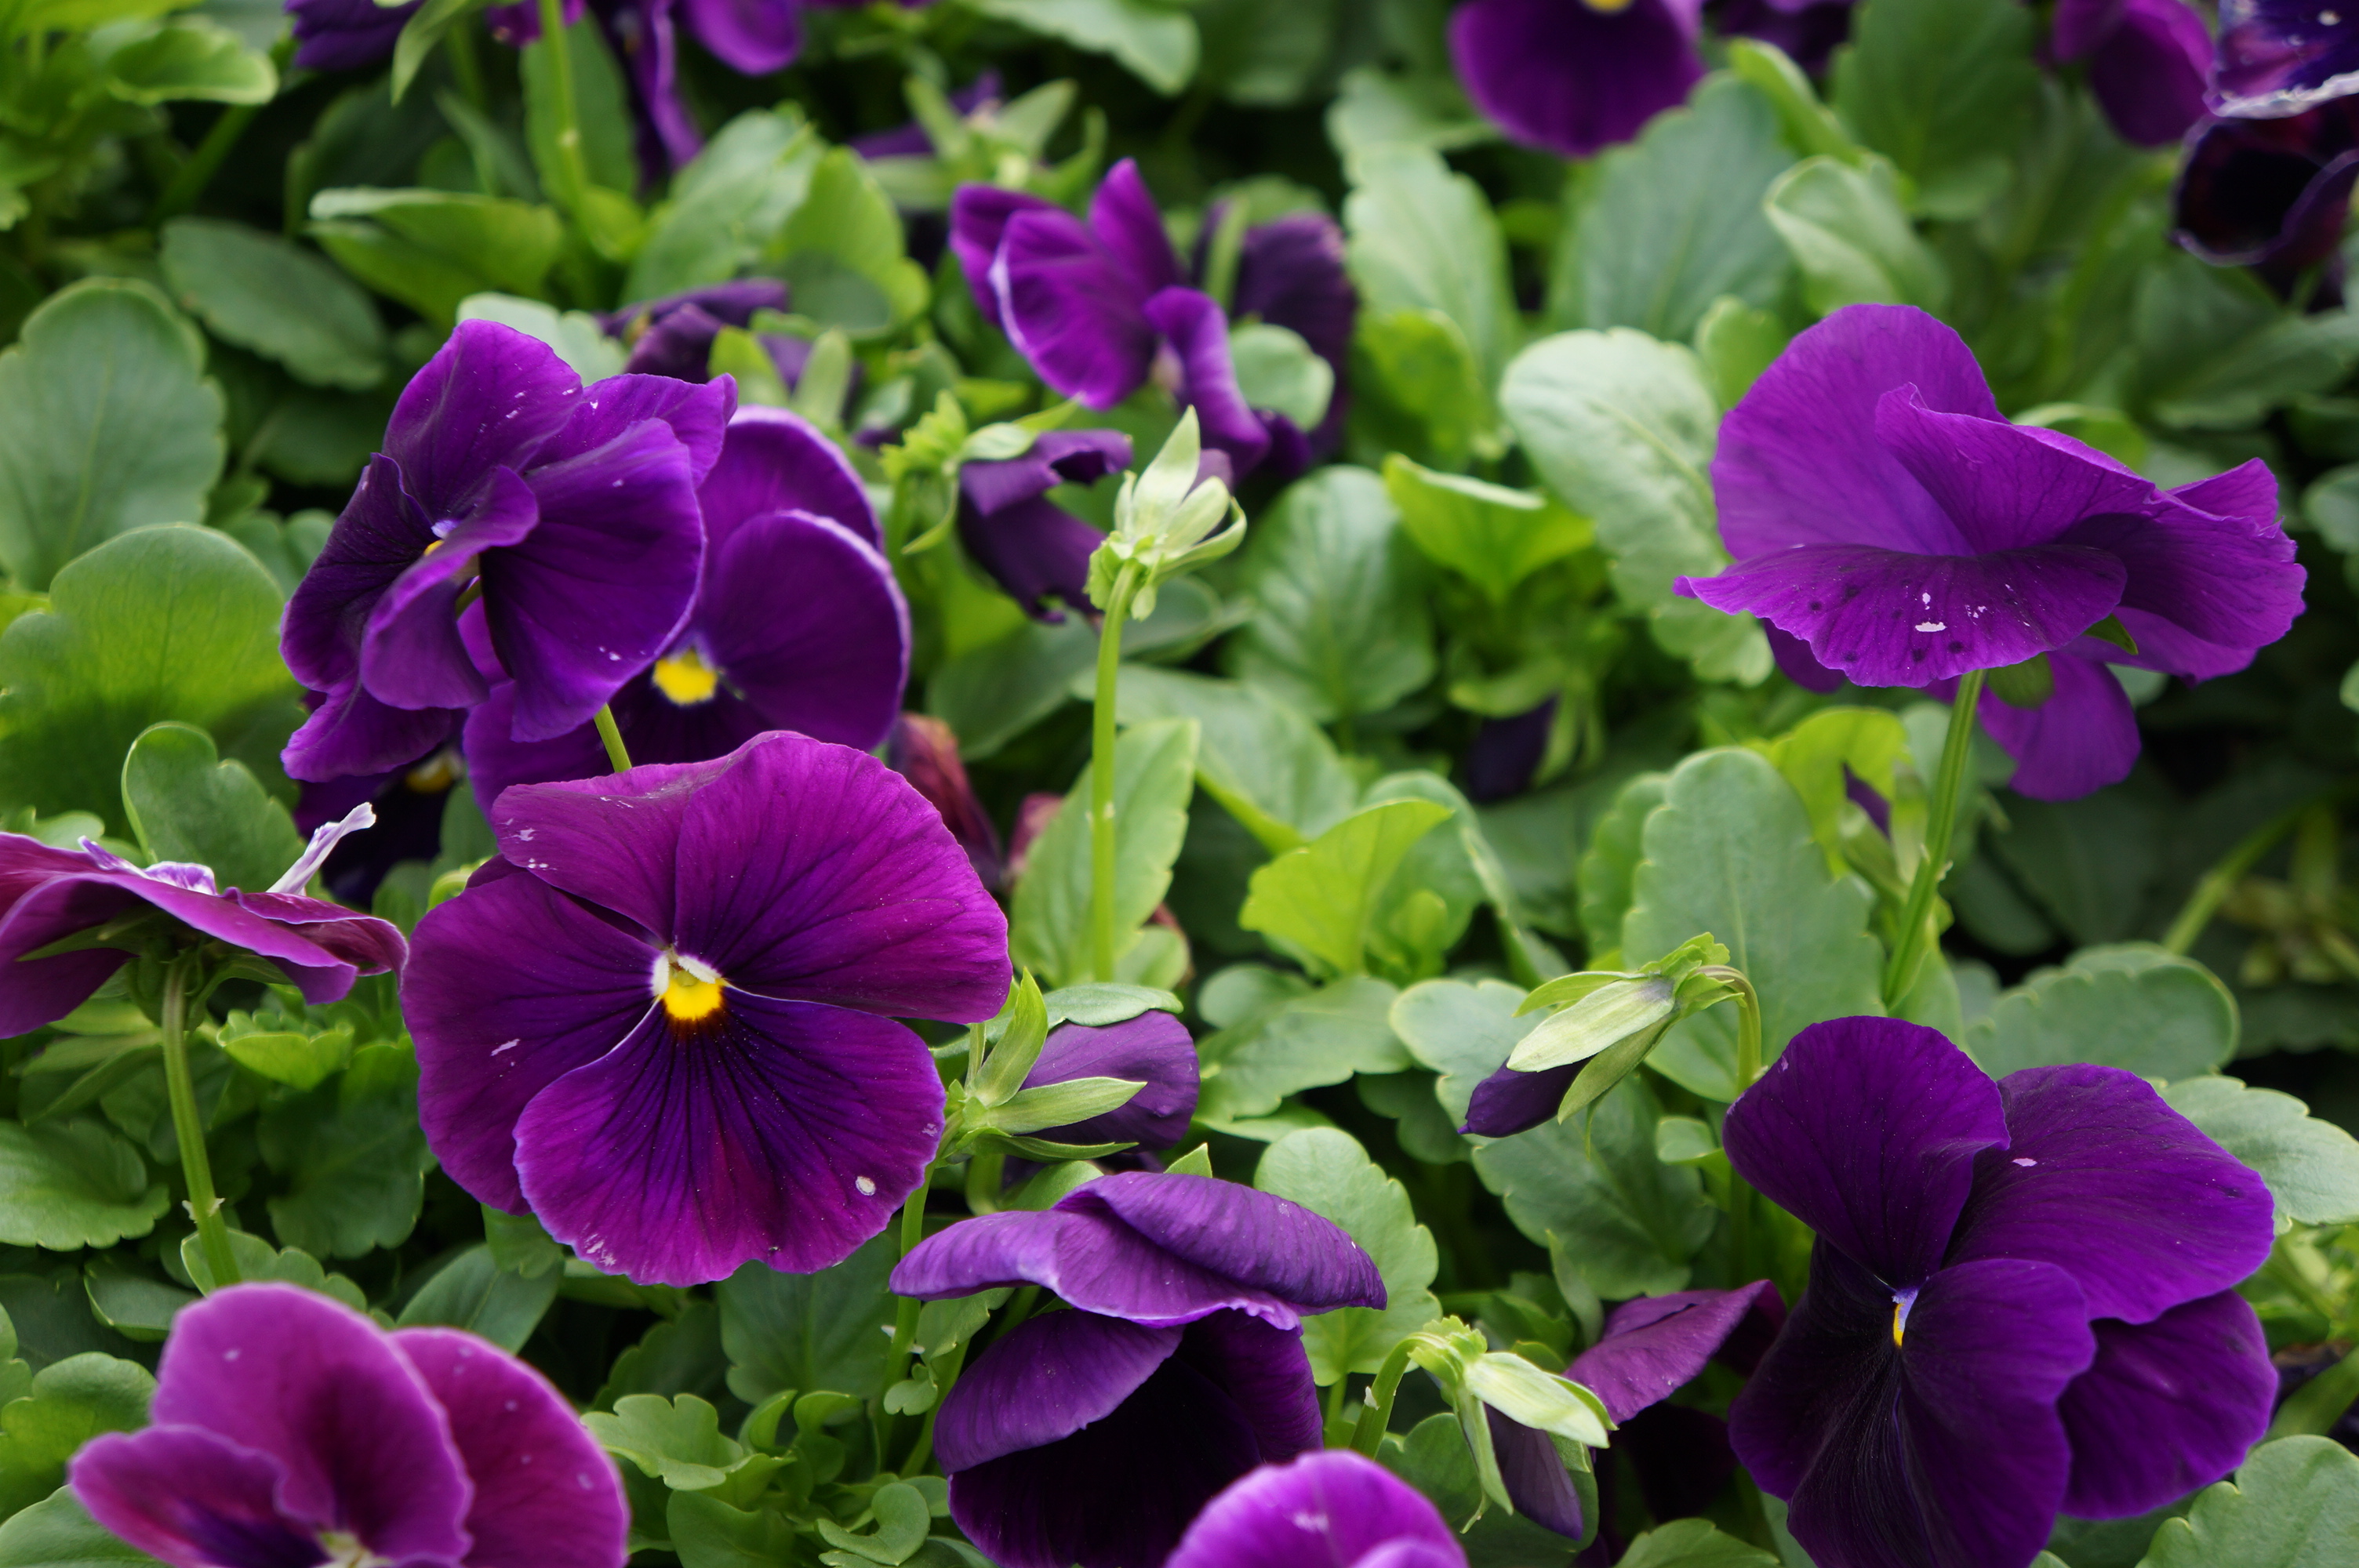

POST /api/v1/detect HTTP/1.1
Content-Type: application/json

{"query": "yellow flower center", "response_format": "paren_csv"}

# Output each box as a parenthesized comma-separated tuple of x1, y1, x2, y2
(1890, 1304, 1906, 1348)
(1581, 0, 1638, 11)
(655, 953, 727, 1022)
(652, 647, 722, 706)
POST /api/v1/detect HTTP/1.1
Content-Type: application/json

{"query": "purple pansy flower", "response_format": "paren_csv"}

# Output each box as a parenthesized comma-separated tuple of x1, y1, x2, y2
(1448, 0, 1707, 160)
(282, 321, 729, 785)
(71, 1282, 626, 1568)
(890, 1171, 1385, 1568)
(1721, 1017, 2278, 1568)
(949, 162, 1352, 478)
(2053, 0, 2214, 146)
(461, 407, 907, 808)
(1676, 303, 2304, 800)
(0, 814, 404, 1036)
(601, 280, 791, 378)
(2176, 97, 2359, 301)
(1164, 1450, 1467, 1568)
(1463, 698, 1558, 804)
(2213, 0, 2359, 117)
(1710, 0, 1857, 71)
(958, 429, 1132, 620)
(889, 713, 1005, 888)
(404, 729, 1008, 1286)
(1020, 1011, 1200, 1149)
(286, 0, 420, 71)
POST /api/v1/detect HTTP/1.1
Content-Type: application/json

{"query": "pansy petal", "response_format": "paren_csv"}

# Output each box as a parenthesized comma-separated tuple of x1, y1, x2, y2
(958, 429, 1132, 517)
(1181, 1311, 1325, 1465)
(935, 1310, 1183, 1470)
(700, 405, 881, 550)
(20, 871, 361, 1005)
(1872, 390, 2162, 555)
(407, 869, 660, 1211)
(0, 855, 138, 1034)
(2058, 1290, 2274, 1519)
(1723, 1017, 2009, 1287)
(541, 373, 736, 485)
(511, 991, 944, 1284)
(1678, 541, 2127, 688)
(2051, 0, 2126, 58)
(1568, 1281, 1784, 1425)
(1234, 213, 1355, 377)
(697, 510, 908, 752)
(2059, 487, 2304, 660)
(1946, 1064, 2275, 1323)
(2173, 103, 2359, 281)
(958, 494, 1103, 621)
(668, 733, 1009, 1022)
(71, 1425, 325, 1568)
(283, 455, 435, 693)
(1166, 1449, 1463, 1568)
(385, 321, 581, 515)
(487, 752, 740, 937)
(150, 1283, 474, 1565)
(393, 1328, 629, 1568)
(2088, 0, 2212, 146)
(228, 891, 407, 975)
(1953, 653, 2142, 802)
(679, 0, 799, 73)
(287, 0, 413, 70)
(1448, 0, 1705, 158)
(994, 208, 1158, 409)
(1062, 1173, 1387, 1317)
(1487, 1409, 1585, 1538)
(1143, 287, 1273, 477)
(358, 466, 537, 712)
(283, 677, 470, 783)
(1460, 1061, 1578, 1138)
(1766, 621, 1847, 693)
(1714, 304, 2000, 562)
(1021, 1012, 1199, 1149)
(950, 184, 1063, 332)
(2214, 0, 2359, 115)
(889, 1208, 1072, 1300)
(1089, 160, 1185, 297)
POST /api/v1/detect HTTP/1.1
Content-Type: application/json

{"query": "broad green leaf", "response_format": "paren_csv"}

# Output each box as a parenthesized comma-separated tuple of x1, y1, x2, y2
(0, 1486, 161, 1565)
(1391, 978, 1542, 1127)
(1195, 977, 1410, 1124)
(1382, 454, 1592, 606)
(1256, 1129, 1439, 1381)
(969, 0, 1199, 95)
(1986, 788, 2163, 948)
(0, 281, 224, 591)
(775, 148, 930, 335)
(1550, 76, 1794, 341)
(521, 20, 636, 199)
(216, 1011, 353, 1091)
(1223, 466, 1434, 722)
(1110, 666, 1357, 854)
(120, 723, 303, 894)
(667, 1492, 798, 1568)
(1343, 146, 1515, 391)
(1359, 773, 1488, 982)
(1966, 946, 2237, 1080)
(1692, 295, 1790, 409)
(717, 1232, 896, 1403)
(396, 1244, 560, 1352)
(311, 187, 564, 326)
(1009, 718, 1199, 986)
(1577, 773, 1668, 958)
(1499, 329, 1769, 684)
(586, 1393, 741, 1490)
(1830, 0, 2039, 218)
(1241, 800, 1452, 978)
(0, 1354, 153, 1516)
(1325, 67, 1495, 162)
(1348, 307, 1499, 471)
(81, 1259, 193, 1341)
(0, 1124, 166, 1251)
(1764, 155, 1949, 314)
(2138, 1436, 2359, 1567)
(2161, 1077, 2359, 1228)
(179, 1229, 367, 1309)
(105, 20, 275, 105)
(815, 1481, 932, 1565)
(1471, 1073, 1715, 1299)
(1622, 750, 1885, 1101)
(1755, 706, 1914, 873)
(1229, 323, 1334, 430)
(627, 110, 821, 300)
(1618, 1519, 1781, 1568)
(2128, 252, 2359, 430)
(257, 1043, 434, 1258)
(158, 219, 384, 390)
(1726, 39, 1862, 162)
(458, 294, 627, 381)
(926, 617, 1096, 760)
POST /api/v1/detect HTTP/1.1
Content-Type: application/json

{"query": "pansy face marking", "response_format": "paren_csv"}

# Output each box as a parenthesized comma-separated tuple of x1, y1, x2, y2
(655, 950, 727, 1023)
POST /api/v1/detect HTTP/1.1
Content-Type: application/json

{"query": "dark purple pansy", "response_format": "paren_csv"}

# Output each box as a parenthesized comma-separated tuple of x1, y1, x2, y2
(404, 730, 1008, 1286)
(1463, 697, 1558, 803)
(958, 428, 1131, 620)
(2213, 0, 2359, 117)
(1677, 303, 2304, 800)
(285, 0, 419, 71)
(1448, 0, 1706, 159)
(0, 817, 404, 1036)
(282, 321, 729, 784)
(1165, 1450, 1467, 1568)
(2052, 0, 2214, 146)
(599, 280, 791, 378)
(1721, 1018, 2277, 1568)
(461, 407, 906, 808)
(71, 1283, 626, 1568)
(2176, 96, 2359, 301)
(890, 1171, 1384, 1568)
(1711, 0, 1856, 71)
(295, 738, 466, 906)
(1020, 1011, 1199, 1149)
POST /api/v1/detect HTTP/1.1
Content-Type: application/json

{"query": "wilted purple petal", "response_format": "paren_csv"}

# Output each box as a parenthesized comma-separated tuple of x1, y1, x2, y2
(1067, 1173, 1387, 1318)
(1448, 0, 1707, 158)
(284, 677, 467, 785)
(959, 430, 1135, 517)
(1463, 698, 1558, 804)
(2055, 1290, 2274, 1519)
(1165, 1449, 1465, 1568)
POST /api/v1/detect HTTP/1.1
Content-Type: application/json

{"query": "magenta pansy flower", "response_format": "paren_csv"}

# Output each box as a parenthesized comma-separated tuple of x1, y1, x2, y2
(2213, 0, 2359, 116)
(1165, 1450, 1467, 1568)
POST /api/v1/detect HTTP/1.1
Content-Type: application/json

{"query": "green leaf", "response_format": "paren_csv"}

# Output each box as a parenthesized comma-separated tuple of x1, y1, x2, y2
(1830, 0, 2039, 218)
(1325, 67, 1495, 162)
(667, 1491, 797, 1568)
(1622, 750, 1885, 1101)
(1726, 39, 1863, 162)
(716, 1232, 896, 1403)
(1754, 706, 1914, 874)
(2161, 1077, 2359, 1228)
(1255, 1129, 1439, 1382)
(1223, 466, 1434, 722)
(775, 148, 930, 335)
(120, 723, 303, 894)
(2128, 253, 2359, 430)
(968, 0, 1198, 95)
(627, 111, 821, 301)
(1228, 323, 1333, 431)
(586, 1393, 742, 1490)
(257, 1042, 434, 1258)
(1550, 76, 1794, 342)
(158, 220, 385, 391)
(1472, 1073, 1715, 1299)
(396, 1244, 561, 1352)
(1241, 800, 1452, 978)
(459, 294, 627, 382)
(1195, 977, 1410, 1125)
(1577, 773, 1668, 958)
(0, 1355, 152, 1517)
(105, 20, 276, 105)
(1617, 1518, 1782, 1568)
(310, 187, 564, 327)
(215, 1011, 352, 1091)
(1391, 978, 1543, 1127)
(1764, 155, 1949, 314)
(2137, 1436, 2359, 1567)
(1381, 455, 1591, 607)
(1010, 718, 1199, 987)
(1500, 329, 1769, 684)
(0, 1486, 161, 1565)
(1347, 307, 1500, 471)
(390, 0, 485, 98)
(927, 617, 1096, 761)
(816, 1482, 931, 1565)
(1109, 667, 1357, 855)
(0, 1124, 165, 1252)
(1966, 945, 2238, 1081)
(179, 1229, 368, 1309)
(521, 20, 636, 199)
(1692, 295, 1791, 410)
(80, 1258, 193, 1342)
(0, 281, 225, 592)
(1343, 146, 1515, 392)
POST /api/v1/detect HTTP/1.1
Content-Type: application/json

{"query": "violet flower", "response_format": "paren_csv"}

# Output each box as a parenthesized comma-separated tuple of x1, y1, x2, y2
(889, 1171, 1385, 1568)
(0, 813, 403, 1036)
(601, 280, 791, 378)
(949, 162, 1352, 478)
(460, 408, 907, 808)
(1164, 1450, 1467, 1568)
(2175, 97, 2359, 301)
(958, 429, 1132, 620)
(71, 1283, 626, 1568)
(888, 713, 1005, 888)
(282, 321, 729, 784)
(1710, 0, 1856, 71)
(1677, 303, 2305, 800)
(1019, 1011, 1200, 1150)
(403, 730, 1008, 1286)
(2213, 0, 2359, 118)
(286, 0, 419, 71)
(1448, 0, 1707, 160)
(294, 740, 465, 906)
(2052, 0, 2214, 146)
(1721, 1017, 2278, 1568)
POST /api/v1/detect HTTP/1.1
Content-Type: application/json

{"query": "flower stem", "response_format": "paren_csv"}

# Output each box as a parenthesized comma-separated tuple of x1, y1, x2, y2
(1348, 1338, 1417, 1456)
(160, 955, 238, 1289)
(1881, 669, 1984, 1009)
(592, 705, 633, 774)
(2163, 778, 2359, 955)
(1702, 966, 1763, 1091)
(533, 0, 591, 212)
(1089, 563, 1143, 983)
(885, 1181, 928, 1372)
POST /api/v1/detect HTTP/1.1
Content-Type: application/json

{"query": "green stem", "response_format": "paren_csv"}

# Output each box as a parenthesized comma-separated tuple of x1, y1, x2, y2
(592, 706, 633, 774)
(1348, 1339, 1417, 1455)
(533, 0, 591, 210)
(1703, 967, 1763, 1091)
(2163, 778, 2359, 954)
(160, 956, 238, 1288)
(963, 1149, 1005, 1215)
(1089, 564, 1143, 983)
(1881, 668, 1985, 1008)
(2271, 1344, 2359, 1439)
(885, 1182, 929, 1370)
(150, 107, 256, 225)
(903, 1336, 965, 1475)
